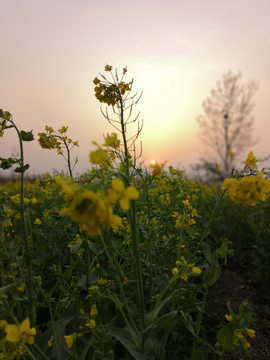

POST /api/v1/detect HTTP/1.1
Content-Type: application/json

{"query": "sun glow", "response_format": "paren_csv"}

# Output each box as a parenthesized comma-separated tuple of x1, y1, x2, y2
(150, 160, 157, 166)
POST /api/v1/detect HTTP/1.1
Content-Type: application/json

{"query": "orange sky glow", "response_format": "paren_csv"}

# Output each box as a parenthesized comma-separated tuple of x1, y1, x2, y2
(1, 0, 270, 178)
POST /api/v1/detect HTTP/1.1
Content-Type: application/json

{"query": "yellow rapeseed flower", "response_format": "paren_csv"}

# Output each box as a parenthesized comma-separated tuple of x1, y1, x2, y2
(34, 218, 41, 225)
(225, 314, 233, 322)
(247, 329, 255, 338)
(5, 318, 36, 344)
(85, 319, 96, 329)
(89, 141, 109, 165)
(0, 320, 7, 329)
(149, 162, 163, 178)
(245, 151, 258, 169)
(105, 64, 113, 71)
(103, 133, 120, 149)
(172, 268, 179, 276)
(111, 178, 139, 211)
(90, 304, 98, 317)
(64, 333, 76, 348)
(192, 267, 201, 276)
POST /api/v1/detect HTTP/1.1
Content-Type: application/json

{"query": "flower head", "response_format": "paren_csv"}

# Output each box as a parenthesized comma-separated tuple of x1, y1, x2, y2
(89, 141, 109, 165)
(111, 178, 139, 210)
(5, 318, 36, 344)
(245, 151, 258, 169)
(90, 304, 98, 317)
(247, 329, 255, 338)
(64, 333, 76, 348)
(103, 133, 120, 149)
(149, 162, 163, 178)
(85, 319, 96, 329)
(225, 314, 233, 322)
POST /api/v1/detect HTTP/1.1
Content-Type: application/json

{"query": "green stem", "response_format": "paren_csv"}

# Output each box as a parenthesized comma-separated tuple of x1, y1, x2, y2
(145, 181, 153, 310)
(9, 120, 35, 326)
(19, 343, 36, 360)
(99, 234, 140, 338)
(189, 190, 227, 264)
(48, 300, 60, 360)
(116, 86, 146, 350)
(65, 141, 73, 180)
(32, 343, 51, 360)
(191, 287, 209, 360)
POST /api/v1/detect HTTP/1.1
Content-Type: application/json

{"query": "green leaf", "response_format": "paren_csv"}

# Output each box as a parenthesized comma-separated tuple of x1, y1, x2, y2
(62, 261, 74, 281)
(109, 327, 147, 360)
(20, 130, 34, 141)
(203, 244, 215, 264)
(181, 311, 202, 343)
(111, 293, 123, 310)
(194, 345, 208, 360)
(70, 242, 83, 254)
(216, 242, 228, 259)
(14, 164, 30, 173)
(157, 311, 177, 331)
(217, 324, 234, 351)
(186, 225, 197, 235)
(0, 284, 15, 294)
(52, 316, 74, 360)
(79, 338, 92, 360)
(203, 265, 222, 289)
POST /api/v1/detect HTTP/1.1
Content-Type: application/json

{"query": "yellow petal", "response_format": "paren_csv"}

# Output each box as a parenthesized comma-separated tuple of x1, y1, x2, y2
(5, 324, 20, 342)
(112, 178, 124, 191)
(124, 187, 139, 200)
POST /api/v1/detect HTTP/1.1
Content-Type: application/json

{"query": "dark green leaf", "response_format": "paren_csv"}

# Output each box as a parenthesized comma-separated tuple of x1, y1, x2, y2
(109, 327, 147, 360)
(20, 130, 34, 141)
(14, 164, 30, 173)
(217, 324, 234, 351)
(157, 311, 177, 331)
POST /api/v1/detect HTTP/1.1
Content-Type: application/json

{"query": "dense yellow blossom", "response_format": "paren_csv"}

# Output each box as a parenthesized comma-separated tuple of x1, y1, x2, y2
(89, 141, 109, 165)
(222, 172, 270, 206)
(103, 133, 120, 149)
(54, 176, 123, 236)
(149, 162, 163, 178)
(110, 178, 139, 210)
(5, 318, 36, 345)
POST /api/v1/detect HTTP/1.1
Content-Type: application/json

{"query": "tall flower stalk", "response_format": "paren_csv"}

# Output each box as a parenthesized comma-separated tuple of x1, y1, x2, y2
(0, 110, 35, 325)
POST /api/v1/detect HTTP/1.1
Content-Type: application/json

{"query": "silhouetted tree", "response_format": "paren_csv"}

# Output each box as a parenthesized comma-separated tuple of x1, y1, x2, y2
(196, 71, 258, 178)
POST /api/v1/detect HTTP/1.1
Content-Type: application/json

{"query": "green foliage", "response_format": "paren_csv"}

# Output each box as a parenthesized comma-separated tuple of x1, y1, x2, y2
(0, 67, 262, 360)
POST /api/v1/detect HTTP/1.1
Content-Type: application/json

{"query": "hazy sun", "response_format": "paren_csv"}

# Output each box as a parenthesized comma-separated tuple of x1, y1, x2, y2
(151, 160, 157, 166)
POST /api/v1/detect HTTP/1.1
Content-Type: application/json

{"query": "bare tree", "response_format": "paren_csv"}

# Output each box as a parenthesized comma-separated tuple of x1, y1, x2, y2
(196, 71, 258, 177)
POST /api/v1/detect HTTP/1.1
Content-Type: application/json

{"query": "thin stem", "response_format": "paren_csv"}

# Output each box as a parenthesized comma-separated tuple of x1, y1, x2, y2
(32, 343, 51, 360)
(48, 300, 60, 360)
(9, 119, 35, 326)
(191, 287, 209, 359)
(189, 190, 227, 264)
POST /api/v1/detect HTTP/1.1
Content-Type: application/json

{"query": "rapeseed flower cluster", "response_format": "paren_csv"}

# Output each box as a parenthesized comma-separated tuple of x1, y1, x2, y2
(89, 134, 121, 166)
(172, 256, 202, 282)
(222, 151, 270, 206)
(93, 65, 131, 106)
(0, 110, 11, 137)
(0, 318, 36, 358)
(54, 176, 139, 236)
(149, 162, 163, 178)
(38, 125, 79, 156)
(222, 171, 270, 206)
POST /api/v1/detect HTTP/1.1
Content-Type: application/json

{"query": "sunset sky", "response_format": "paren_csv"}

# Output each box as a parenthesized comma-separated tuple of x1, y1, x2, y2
(1, 0, 270, 178)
